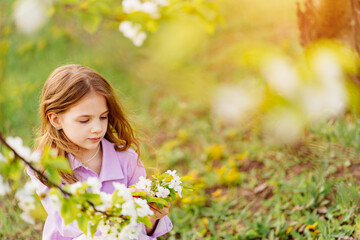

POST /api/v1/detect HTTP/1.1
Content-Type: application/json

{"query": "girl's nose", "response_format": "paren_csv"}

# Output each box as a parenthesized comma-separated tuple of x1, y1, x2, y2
(91, 120, 102, 133)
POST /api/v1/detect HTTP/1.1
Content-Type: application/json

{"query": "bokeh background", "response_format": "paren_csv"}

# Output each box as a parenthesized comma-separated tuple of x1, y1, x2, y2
(2, 0, 360, 239)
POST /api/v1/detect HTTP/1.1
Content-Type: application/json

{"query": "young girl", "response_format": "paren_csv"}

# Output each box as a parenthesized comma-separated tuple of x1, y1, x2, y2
(26, 64, 172, 239)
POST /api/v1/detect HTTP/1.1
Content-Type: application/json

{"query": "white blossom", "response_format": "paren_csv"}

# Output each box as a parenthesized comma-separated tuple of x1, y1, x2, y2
(119, 21, 147, 47)
(155, 185, 170, 198)
(165, 170, 183, 197)
(262, 57, 299, 98)
(0, 153, 7, 163)
(166, 170, 177, 177)
(122, 0, 142, 14)
(0, 175, 10, 196)
(86, 177, 101, 194)
(69, 181, 83, 194)
(29, 150, 41, 163)
(113, 182, 132, 201)
(6, 136, 31, 160)
(134, 176, 152, 193)
(168, 178, 181, 189)
(13, 0, 50, 34)
(263, 108, 304, 145)
(128, 224, 141, 240)
(122, 0, 161, 19)
(20, 211, 35, 224)
(15, 181, 38, 212)
(132, 32, 146, 47)
(299, 50, 348, 121)
(154, 0, 169, 6)
(141, 2, 159, 18)
(134, 198, 153, 217)
(49, 194, 61, 211)
(121, 200, 137, 219)
(18, 195, 36, 211)
(97, 192, 112, 212)
(301, 85, 345, 121)
(212, 83, 264, 124)
(315, 50, 342, 85)
(174, 185, 182, 198)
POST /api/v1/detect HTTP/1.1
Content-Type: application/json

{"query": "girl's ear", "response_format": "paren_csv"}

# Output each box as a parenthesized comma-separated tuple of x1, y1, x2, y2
(48, 112, 62, 130)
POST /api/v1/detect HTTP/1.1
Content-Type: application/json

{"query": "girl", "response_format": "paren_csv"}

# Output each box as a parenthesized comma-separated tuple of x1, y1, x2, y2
(26, 64, 172, 239)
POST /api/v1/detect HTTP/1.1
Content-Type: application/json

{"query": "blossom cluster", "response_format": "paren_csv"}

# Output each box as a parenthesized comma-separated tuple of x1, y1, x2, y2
(122, 0, 169, 19)
(134, 170, 183, 200)
(0, 174, 10, 196)
(0, 153, 9, 197)
(15, 181, 39, 224)
(6, 136, 41, 163)
(119, 0, 169, 46)
(119, 21, 147, 47)
(64, 179, 153, 240)
(0, 137, 42, 224)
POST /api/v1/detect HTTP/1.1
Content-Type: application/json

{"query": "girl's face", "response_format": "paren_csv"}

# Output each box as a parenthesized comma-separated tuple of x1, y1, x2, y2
(57, 91, 109, 155)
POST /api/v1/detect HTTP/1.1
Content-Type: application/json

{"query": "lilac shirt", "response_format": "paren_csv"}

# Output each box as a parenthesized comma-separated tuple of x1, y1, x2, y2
(27, 138, 173, 240)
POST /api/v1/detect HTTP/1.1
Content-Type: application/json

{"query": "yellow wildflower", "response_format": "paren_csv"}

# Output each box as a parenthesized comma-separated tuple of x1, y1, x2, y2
(224, 168, 241, 184)
(306, 222, 318, 230)
(202, 217, 209, 228)
(211, 189, 222, 197)
(206, 144, 225, 160)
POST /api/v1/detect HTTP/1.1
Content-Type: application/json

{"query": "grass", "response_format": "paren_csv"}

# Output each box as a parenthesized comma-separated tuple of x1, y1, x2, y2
(158, 113, 360, 239)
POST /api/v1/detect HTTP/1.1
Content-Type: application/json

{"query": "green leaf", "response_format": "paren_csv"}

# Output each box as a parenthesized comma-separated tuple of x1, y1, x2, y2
(46, 167, 61, 185)
(169, 188, 176, 201)
(138, 216, 152, 228)
(8, 160, 22, 180)
(181, 183, 193, 190)
(93, 2, 111, 15)
(132, 191, 147, 198)
(61, 198, 79, 225)
(77, 213, 89, 235)
(79, 12, 102, 34)
(46, 157, 71, 172)
(89, 217, 101, 237)
(83, 193, 102, 205)
(147, 197, 168, 208)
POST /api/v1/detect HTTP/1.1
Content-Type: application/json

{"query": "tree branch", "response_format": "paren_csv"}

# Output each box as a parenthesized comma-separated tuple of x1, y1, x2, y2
(0, 131, 127, 220)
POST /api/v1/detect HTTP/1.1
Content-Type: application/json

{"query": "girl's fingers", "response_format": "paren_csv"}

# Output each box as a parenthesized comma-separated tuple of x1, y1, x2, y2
(149, 203, 170, 219)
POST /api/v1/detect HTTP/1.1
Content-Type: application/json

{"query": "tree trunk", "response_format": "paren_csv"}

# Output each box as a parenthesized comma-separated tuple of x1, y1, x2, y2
(297, 0, 360, 53)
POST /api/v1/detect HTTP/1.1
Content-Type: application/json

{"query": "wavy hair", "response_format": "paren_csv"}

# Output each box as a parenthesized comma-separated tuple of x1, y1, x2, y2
(36, 64, 140, 185)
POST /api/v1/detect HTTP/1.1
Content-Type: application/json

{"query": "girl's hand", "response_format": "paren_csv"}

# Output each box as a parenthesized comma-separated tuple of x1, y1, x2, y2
(146, 202, 171, 235)
(149, 202, 171, 220)
(129, 187, 171, 234)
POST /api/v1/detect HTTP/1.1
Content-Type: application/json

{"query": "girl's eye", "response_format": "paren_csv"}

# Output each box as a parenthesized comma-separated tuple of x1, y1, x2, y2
(80, 120, 89, 123)
(101, 115, 108, 120)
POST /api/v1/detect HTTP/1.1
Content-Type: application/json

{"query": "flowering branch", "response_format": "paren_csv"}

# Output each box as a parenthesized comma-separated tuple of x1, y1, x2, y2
(0, 132, 70, 196)
(0, 132, 190, 239)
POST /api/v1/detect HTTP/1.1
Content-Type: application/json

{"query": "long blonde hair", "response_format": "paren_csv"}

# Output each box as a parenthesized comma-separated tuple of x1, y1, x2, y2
(36, 64, 140, 185)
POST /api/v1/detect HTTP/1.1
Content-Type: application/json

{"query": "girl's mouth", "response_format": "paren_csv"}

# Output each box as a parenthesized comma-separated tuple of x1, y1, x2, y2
(89, 137, 101, 142)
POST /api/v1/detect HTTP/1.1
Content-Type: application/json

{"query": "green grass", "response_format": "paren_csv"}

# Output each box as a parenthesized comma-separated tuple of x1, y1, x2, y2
(0, 195, 42, 239)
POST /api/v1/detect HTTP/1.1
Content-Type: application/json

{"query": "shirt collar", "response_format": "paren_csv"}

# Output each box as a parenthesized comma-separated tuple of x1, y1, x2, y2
(68, 138, 124, 182)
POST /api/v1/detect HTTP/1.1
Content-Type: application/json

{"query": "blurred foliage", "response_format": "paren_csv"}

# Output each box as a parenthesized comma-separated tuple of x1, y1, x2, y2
(2, 0, 360, 239)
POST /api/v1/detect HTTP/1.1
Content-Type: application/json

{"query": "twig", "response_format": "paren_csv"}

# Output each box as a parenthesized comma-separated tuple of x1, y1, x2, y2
(0, 131, 126, 220)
